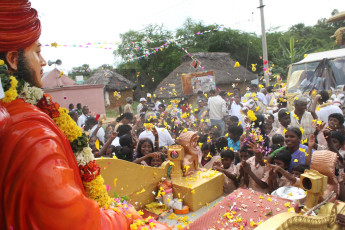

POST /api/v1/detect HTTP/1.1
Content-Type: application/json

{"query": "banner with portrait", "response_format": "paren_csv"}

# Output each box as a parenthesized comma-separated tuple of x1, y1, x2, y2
(181, 71, 216, 95)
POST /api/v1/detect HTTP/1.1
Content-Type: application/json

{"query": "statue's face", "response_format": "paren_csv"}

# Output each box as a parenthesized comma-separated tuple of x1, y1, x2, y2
(191, 134, 199, 147)
(20, 40, 46, 88)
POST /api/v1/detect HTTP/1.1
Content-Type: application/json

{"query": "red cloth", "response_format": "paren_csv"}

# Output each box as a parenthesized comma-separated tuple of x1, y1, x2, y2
(185, 188, 298, 230)
(180, 105, 190, 113)
(0, 99, 170, 230)
(0, 0, 41, 52)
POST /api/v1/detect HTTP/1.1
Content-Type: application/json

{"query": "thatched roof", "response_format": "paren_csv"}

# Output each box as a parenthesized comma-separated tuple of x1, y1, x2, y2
(154, 52, 257, 98)
(84, 69, 136, 91)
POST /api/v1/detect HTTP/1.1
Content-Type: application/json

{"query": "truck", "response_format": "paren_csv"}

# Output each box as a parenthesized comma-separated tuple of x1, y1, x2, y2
(286, 48, 345, 94)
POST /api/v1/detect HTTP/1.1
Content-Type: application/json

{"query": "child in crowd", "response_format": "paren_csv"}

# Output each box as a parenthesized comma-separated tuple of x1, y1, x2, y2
(115, 112, 134, 131)
(241, 141, 269, 193)
(114, 134, 136, 161)
(267, 163, 310, 189)
(266, 150, 292, 193)
(227, 124, 243, 164)
(212, 150, 238, 194)
(209, 125, 222, 142)
(89, 136, 100, 157)
(315, 113, 345, 149)
(85, 117, 105, 145)
(269, 134, 285, 154)
(292, 164, 310, 178)
(275, 109, 291, 136)
(265, 113, 278, 145)
(151, 154, 167, 167)
(331, 131, 345, 167)
(225, 115, 239, 128)
(114, 146, 134, 162)
(227, 125, 243, 152)
(272, 134, 285, 147)
(104, 145, 116, 157)
(215, 136, 228, 154)
(111, 124, 133, 147)
(133, 138, 161, 166)
(98, 131, 118, 158)
(199, 143, 219, 169)
(317, 129, 345, 170)
(235, 146, 254, 188)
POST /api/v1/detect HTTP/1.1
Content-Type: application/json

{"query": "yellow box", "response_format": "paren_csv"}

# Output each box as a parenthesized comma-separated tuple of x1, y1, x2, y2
(172, 170, 224, 211)
(96, 158, 169, 209)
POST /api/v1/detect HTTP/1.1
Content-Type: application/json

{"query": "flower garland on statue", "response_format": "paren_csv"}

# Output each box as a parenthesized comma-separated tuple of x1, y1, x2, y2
(0, 61, 112, 209)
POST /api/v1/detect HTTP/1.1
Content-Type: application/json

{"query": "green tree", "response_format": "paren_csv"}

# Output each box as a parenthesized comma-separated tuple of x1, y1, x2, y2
(114, 24, 183, 91)
(113, 10, 345, 89)
(68, 64, 93, 81)
(278, 36, 313, 64)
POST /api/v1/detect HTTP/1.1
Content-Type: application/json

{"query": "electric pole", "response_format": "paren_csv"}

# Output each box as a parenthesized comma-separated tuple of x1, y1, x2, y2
(259, 0, 269, 86)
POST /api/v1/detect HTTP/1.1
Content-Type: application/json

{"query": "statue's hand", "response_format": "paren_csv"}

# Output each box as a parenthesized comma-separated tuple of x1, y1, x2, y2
(337, 214, 345, 226)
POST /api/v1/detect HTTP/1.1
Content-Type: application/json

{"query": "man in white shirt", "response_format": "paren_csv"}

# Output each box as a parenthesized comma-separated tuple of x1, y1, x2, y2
(89, 121, 105, 144)
(208, 90, 227, 135)
(228, 94, 245, 128)
(139, 126, 175, 148)
(273, 96, 288, 128)
(138, 112, 175, 148)
(246, 84, 268, 105)
(77, 105, 89, 127)
(315, 90, 343, 126)
(154, 98, 161, 112)
(137, 98, 147, 115)
(290, 96, 316, 140)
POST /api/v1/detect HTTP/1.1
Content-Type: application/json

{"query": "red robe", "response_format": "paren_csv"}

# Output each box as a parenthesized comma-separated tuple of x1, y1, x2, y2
(0, 99, 169, 230)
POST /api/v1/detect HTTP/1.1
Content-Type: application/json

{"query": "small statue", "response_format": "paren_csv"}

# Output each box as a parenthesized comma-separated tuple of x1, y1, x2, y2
(330, 27, 345, 46)
(177, 131, 200, 176)
(158, 179, 173, 191)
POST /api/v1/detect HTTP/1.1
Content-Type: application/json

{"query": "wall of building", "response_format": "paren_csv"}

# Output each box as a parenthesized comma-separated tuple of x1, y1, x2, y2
(44, 84, 106, 115)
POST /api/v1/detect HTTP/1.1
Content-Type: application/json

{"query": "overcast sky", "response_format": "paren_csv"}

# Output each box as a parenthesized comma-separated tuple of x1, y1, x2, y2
(30, 0, 344, 73)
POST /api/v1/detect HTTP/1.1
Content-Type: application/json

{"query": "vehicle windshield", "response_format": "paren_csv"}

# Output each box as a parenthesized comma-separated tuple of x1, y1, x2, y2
(287, 62, 320, 93)
(329, 58, 345, 86)
(287, 58, 345, 93)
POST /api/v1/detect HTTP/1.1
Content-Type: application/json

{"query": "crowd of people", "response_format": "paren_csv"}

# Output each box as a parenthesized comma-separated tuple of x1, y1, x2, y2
(69, 83, 345, 199)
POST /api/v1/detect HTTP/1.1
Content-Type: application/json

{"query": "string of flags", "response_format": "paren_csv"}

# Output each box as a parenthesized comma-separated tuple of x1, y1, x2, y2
(44, 26, 225, 50)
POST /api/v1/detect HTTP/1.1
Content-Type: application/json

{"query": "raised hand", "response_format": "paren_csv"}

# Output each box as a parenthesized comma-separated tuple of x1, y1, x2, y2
(148, 152, 161, 159)
(314, 121, 326, 133)
(308, 134, 316, 148)
(111, 131, 118, 139)
(97, 120, 103, 128)
(246, 141, 261, 154)
(152, 126, 158, 137)
(323, 129, 331, 140)
(241, 160, 251, 173)
(267, 163, 282, 174)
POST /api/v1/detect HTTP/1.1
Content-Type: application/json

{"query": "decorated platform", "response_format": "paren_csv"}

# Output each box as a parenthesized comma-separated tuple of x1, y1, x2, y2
(183, 188, 297, 229)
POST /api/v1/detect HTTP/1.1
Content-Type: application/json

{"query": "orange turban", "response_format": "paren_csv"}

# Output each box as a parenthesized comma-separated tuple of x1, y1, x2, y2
(0, 0, 41, 52)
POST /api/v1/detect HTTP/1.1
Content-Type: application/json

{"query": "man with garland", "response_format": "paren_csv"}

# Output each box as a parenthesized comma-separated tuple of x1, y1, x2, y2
(0, 1, 169, 229)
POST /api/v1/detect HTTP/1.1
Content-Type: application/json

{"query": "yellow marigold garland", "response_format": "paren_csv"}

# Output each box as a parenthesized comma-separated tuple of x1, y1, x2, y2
(2, 76, 18, 103)
(83, 175, 112, 209)
(53, 107, 113, 209)
(53, 107, 82, 142)
(0, 61, 114, 210)
(247, 110, 257, 122)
